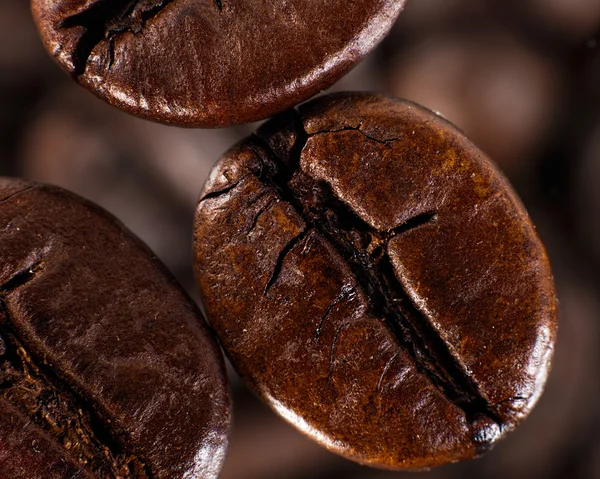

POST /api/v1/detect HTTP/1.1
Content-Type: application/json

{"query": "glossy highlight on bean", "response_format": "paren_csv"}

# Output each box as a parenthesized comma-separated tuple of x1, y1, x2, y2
(31, 0, 406, 126)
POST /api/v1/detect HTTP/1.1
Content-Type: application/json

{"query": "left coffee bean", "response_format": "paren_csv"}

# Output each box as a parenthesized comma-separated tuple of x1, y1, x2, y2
(0, 178, 229, 479)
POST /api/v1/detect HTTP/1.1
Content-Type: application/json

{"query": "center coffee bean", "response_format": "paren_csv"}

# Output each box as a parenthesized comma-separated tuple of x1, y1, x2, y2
(31, 0, 406, 127)
(0, 178, 229, 478)
(193, 92, 558, 469)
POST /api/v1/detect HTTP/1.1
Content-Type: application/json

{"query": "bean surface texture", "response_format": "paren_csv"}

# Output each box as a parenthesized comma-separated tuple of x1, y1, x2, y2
(31, 0, 406, 126)
(0, 178, 229, 478)
(193, 93, 558, 469)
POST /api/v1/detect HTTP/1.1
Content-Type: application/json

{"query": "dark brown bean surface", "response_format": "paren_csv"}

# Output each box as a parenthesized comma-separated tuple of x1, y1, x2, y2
(0, 178, 230, 478)
(193, 93, 558, 469)
(30, 0, 406, 127)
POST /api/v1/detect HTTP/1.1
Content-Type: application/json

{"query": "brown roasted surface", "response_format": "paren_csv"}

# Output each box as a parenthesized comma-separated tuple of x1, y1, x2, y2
(2, 0, 599, 477)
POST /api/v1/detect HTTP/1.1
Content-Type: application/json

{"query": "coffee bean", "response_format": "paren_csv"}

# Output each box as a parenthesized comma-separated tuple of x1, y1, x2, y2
(0, 178, 229, 478)
(31, 0, 406, 127)
(193, 93, 558, 469)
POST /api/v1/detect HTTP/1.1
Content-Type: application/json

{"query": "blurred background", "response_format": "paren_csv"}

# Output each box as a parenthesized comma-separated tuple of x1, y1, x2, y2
(1, 0, 599, 477)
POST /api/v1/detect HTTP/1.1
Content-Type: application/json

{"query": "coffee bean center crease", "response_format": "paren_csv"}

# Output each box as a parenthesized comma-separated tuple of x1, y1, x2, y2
(0, 262, 151, 478)
(204, 110, 504, 448)
(60, 0, 174, 76)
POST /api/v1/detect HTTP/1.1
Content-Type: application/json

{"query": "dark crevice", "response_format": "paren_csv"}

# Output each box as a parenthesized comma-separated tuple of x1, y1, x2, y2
(0, 186, 35, 206)
(249, 112, 502, 440)
(263, 228, 308, 296)
(0, 260, 44, 293)
(246, 198, 278, 235)
(314, 285, 353, 341)
(301, 194, 496, 421)
(214, 0, 223, 12)
(389, 211, 437, 237)
(0, 264, 152, 477)
(107, 37, 116, 70)
(60, 0, 174, 76)
(309, 123, 403, 146)
(377, 254, 498, 423)
(199, 181, 240, 202)
(288, 114, 310, 170)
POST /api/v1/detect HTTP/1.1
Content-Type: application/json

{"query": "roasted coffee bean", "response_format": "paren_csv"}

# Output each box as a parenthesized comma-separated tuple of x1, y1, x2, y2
(0, 178, 229, 478)
(31, 0, 406, 127)
(193, 93, 558, 469)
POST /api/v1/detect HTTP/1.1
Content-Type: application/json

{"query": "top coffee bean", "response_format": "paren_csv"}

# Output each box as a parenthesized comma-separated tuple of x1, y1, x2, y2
(193, 92, 558, 469)
(31, 0, 406, 127)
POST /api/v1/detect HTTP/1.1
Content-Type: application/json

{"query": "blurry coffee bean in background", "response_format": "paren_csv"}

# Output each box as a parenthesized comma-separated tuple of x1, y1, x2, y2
(386, 27, 564, 175)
